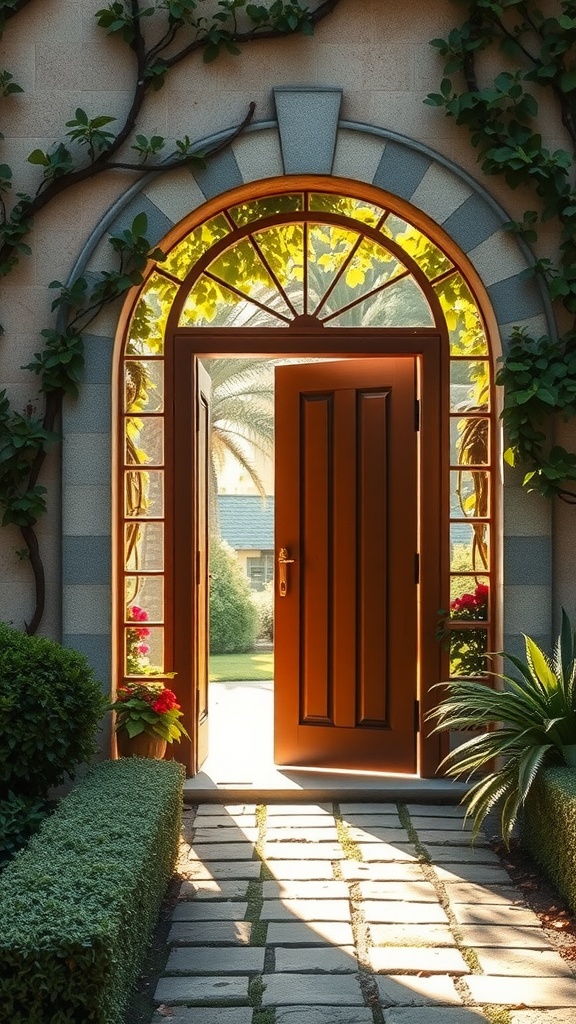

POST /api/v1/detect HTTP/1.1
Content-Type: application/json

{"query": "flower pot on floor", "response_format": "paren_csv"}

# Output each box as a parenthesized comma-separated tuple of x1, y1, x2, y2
(116, 730, 167, 760)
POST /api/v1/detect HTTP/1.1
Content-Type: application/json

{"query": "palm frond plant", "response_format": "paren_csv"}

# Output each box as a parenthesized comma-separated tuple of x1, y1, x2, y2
(203, 357, 275, 531)
(427, 609, 576, 846)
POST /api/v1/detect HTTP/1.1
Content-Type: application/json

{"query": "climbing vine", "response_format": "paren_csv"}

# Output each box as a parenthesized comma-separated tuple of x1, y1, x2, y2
(0, 0, 341, 631)
(426, 0, 576, 501)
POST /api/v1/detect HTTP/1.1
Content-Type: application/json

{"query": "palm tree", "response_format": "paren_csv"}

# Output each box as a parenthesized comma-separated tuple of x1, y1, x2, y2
(202, 358, 275, 531)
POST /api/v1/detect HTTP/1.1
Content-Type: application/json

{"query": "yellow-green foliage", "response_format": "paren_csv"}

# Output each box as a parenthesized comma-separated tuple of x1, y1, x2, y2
(524, 766, 576, 914)
(0, 758, 184, 1024)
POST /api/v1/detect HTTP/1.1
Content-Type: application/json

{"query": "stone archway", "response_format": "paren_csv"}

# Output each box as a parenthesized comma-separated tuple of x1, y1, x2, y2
(60, 87, 554, 729)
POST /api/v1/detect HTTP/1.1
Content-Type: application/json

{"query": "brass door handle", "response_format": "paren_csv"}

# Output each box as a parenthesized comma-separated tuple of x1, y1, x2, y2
(278, 547, 295, 597)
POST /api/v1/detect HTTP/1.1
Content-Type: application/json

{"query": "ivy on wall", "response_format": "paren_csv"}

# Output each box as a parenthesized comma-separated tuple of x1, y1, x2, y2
(0, 0, 341, 632)
(426, 0, 576, 502)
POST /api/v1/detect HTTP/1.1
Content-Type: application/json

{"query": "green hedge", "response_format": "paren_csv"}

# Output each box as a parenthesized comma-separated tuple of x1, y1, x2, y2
(524, 766, 576, 914)
(0, 621, 106, 801)
(0, 758, 184, 1024)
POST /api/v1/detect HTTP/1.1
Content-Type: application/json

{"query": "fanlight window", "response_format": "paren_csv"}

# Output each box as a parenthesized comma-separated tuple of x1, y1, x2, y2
(119, 186, 494, 689)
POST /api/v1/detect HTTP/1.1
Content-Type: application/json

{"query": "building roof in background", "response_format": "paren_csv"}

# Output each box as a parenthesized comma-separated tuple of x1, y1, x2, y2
(217, 494, 274, 550)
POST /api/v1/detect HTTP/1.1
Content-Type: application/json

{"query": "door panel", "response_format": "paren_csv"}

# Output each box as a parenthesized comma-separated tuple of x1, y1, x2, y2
(274, 357, 419, 772)
(195, 360, 211, 769)
(173, 350, 211, 775)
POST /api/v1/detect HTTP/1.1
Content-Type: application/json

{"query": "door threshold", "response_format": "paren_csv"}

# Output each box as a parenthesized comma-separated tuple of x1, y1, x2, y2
(183, 765, 469, 804)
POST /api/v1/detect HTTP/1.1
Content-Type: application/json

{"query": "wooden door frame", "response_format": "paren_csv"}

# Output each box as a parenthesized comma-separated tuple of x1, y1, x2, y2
(171, 326, 446, 778)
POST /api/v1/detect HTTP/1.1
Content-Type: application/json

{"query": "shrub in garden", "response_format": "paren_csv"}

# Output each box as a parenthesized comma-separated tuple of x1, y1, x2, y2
(0, 622, 106, 801)
(209, 538, 259, 653)
(0, 758, 184, 1024)
(0, 793, 48, 870)
(252, 579, 274, 642)
(524, 767, 576, 915)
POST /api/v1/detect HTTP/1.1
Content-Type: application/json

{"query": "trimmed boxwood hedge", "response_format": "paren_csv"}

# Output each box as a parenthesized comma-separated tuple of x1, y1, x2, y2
(0, 757, 184, 1024)
(524, 766, 576, 914)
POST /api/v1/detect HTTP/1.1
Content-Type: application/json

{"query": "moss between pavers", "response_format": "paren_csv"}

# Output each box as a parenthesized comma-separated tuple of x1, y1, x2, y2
(333, 802, 364, 861)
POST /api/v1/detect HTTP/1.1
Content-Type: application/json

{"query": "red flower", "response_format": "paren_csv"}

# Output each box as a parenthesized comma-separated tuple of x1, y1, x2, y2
(129, 605, 149, 622)
(152, 688, 179, 714)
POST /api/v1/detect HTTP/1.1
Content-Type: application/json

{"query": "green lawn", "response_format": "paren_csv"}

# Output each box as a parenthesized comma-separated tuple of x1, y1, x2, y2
(209, 651, 274, 682)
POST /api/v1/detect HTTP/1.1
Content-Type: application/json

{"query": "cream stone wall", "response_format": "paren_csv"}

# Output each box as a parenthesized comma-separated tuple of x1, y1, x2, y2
(0, 0, 573, 641)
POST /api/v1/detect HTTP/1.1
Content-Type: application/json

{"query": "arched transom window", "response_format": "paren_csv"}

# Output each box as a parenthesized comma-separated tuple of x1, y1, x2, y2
(118, 183, 495, 699)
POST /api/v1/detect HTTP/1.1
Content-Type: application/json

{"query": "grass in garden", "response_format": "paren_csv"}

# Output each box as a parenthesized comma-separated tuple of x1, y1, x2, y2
(209, 651, 274, 681)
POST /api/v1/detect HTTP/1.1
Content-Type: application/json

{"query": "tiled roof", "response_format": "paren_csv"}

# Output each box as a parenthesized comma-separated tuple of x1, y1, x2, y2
(217, 494, 274, 551)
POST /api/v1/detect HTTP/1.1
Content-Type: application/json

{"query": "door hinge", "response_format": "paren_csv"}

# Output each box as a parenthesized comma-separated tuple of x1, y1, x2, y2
(414, 699, 420, 733)
(414, 552, 420, 584)
(414, 399, 420, 431)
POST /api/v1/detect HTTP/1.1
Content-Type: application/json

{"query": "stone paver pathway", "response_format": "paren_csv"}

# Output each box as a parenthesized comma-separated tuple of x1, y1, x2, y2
(151, 802, 576, 1023)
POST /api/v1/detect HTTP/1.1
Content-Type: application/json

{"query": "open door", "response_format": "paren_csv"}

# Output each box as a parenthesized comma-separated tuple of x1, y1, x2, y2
(173, 353, 211, 775)
(195, 359, 211, 770)
(274, 357, 419, 772)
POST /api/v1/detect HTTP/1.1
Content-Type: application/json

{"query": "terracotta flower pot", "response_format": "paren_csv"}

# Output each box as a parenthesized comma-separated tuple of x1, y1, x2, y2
(116, 730, 167, 760)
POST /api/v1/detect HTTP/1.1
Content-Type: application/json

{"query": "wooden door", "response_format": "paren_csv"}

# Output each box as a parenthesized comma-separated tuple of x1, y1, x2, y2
(274, 357, 419, 772)
(173, 352, 211, 775)
(195, 360, 211, 769)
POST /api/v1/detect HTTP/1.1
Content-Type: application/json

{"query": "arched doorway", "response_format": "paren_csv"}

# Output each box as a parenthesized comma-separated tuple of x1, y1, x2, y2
(116, 176, 498, 777)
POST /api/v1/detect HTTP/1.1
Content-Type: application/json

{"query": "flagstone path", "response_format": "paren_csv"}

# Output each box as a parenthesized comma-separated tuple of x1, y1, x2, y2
(150, 802, 576, 1024)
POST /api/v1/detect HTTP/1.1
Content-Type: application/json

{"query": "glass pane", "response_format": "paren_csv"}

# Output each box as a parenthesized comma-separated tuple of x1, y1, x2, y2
(125, 469, 164, 518)
(451, 522, 490, 572)
(450, 576, 489, 620)
(316, 234, 403, 317)
(381, 216, 453, 279)
(164, 214, 232, 280)
(449, 628, 488, 677)
(450, 470, 490, 519)
(450, 360, 489, 412)
(126, 274, 178, 355)
(125, 417, 164, 467)
(208, 237, 292, 317)
(434, 274, 488, 356)
(126, 577, 163, 623)
(124, 360, 164, 413)
(326, 275, 434, 327)
(125, 624, 163, 676)
(451, 416, 490, 466)
(309, 192, 385, 227)
(252, 224, 304, 314)
(307, 223, 361, 311)
(179, 274, 288, 327)
(125, 521, 164, 572)
(229, 193, 303, 226)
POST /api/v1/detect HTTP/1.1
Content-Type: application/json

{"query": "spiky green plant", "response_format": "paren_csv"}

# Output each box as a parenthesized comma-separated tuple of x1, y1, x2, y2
(427, 609, 576, 846)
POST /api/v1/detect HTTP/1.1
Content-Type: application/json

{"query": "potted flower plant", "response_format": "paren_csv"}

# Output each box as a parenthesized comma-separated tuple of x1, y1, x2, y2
(110, 679, 190, 760)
